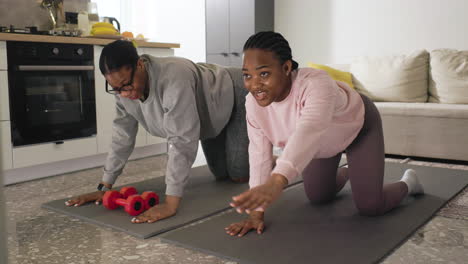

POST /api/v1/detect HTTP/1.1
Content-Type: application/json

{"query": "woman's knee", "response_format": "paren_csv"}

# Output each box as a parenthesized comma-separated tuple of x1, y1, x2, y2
(226, 160, 249, 182)
(305, 190, 336, 204)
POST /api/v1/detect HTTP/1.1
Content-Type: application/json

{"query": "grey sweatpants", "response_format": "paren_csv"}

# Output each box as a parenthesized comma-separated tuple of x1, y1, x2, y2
(200, 68, 250, 181)
(303, 94, 408, 216)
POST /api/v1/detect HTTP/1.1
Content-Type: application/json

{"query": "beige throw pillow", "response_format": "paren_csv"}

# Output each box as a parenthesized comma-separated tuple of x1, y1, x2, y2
(429, 49, 468, 104)
(350, 50, 429, 102)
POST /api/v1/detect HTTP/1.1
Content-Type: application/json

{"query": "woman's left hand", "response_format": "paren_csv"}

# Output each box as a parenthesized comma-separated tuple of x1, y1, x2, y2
(230, 173, 288, 213)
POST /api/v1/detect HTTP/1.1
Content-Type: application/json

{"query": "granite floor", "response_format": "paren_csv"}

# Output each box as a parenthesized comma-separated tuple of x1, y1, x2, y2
(3, 155, 468, 264)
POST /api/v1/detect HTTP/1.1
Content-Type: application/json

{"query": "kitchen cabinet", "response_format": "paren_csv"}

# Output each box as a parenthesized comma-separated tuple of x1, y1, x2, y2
(0, 41, 7, 122)
(0, 45, 174, 170)
(0, 121, 12, 170)
(12, 136, 98, 168)
(0, 71, 9, 121)
(0, 41, 6, 70)
(94, 46, 172, 154)
(206, 0, 274, 67)
(0, 173, 6, 264)
(1, 37, 177, 184)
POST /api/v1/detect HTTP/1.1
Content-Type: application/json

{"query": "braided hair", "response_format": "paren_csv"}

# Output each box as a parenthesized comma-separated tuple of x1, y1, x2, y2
(243, 31, 299, 70)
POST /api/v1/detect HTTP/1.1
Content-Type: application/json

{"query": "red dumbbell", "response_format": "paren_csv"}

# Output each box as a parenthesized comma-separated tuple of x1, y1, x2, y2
(103, 191, 145, 216)
(119, 186, 138, 198)
(117, 186, 159, 209)
(141, 191, 159, 210)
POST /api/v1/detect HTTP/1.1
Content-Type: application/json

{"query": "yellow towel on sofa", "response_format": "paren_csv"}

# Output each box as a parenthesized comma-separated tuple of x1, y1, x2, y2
(307, 63, 354, 89)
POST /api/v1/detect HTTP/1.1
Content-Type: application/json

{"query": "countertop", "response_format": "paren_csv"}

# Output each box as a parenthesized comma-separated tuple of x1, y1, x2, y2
(0, 33, 180, 49)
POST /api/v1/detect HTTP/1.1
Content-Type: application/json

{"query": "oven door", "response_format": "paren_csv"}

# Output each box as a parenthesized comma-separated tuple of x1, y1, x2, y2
(9, 65, 96, 146)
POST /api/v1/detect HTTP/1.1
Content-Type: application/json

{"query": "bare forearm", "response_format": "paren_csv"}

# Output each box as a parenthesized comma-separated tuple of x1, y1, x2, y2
(164, 195, 181, 213)
(270, 173, 288, 188)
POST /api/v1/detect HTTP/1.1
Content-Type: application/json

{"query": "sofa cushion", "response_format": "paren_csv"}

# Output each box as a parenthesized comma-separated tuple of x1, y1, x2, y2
(376, 102, 468, 161)
(326, 64, 350, 72)
(374, 102, 468, 119)
(429, 49, 468, 104)
(307, 63, 354, 89)
(350, 50, 429, 102)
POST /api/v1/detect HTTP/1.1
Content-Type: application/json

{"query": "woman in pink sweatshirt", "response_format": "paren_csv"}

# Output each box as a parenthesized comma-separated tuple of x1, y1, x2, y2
(226, 31, 424, 237)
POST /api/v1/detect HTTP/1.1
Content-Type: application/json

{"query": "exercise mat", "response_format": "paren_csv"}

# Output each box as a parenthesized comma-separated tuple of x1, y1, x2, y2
(42, 166, 251, 238)
(42, 159, 341, 239)
(161, 163, 468, 264)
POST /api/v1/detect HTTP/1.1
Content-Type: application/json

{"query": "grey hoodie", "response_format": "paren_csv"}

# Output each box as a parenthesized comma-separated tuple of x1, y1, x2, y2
(102, 55, 235, 196)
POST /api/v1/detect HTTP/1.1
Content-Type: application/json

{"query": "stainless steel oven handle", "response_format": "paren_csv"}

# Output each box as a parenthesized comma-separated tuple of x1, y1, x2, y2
(18, 65, 95, 71)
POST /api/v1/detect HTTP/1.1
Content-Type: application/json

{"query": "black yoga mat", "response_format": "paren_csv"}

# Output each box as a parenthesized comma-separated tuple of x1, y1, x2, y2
(42, 166, 252, 238)
(161, 163, 468, 264)
(42, 160, 332, 239)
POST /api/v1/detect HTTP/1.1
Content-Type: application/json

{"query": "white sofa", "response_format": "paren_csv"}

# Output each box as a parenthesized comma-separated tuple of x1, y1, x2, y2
(331, 49, 468, 162)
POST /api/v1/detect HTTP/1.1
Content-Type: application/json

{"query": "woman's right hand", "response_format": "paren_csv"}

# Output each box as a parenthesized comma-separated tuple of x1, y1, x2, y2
(225, 212, 265, 237)
(65, 191, 105, 207)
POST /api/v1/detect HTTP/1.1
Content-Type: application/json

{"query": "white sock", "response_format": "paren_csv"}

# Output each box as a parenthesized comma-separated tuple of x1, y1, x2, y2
(400, 169, 424, 195)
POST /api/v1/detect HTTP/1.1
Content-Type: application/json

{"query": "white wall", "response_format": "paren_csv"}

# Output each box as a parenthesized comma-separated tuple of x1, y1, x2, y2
(275, 0, 468, 64)
(93, 0, 206, 63)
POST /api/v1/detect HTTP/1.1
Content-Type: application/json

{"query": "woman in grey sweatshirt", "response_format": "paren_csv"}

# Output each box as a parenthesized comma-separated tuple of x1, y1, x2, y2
(66, 40, 249, 223)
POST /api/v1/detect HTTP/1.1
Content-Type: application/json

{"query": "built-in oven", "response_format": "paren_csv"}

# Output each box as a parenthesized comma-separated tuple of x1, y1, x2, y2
(7, 41, 96, 147)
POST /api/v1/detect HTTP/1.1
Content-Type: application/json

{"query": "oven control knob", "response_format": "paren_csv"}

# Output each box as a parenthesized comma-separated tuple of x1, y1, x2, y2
(76, 48, 84, 56)
(52, 47, 60, 55)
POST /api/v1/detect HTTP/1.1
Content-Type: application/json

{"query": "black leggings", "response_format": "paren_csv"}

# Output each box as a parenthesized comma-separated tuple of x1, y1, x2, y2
(200, 68, 250, 181)
(302, 94, 408, 216)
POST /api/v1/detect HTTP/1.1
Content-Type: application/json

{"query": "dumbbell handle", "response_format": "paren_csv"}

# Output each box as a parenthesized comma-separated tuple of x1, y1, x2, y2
(115, 198, 130, 207)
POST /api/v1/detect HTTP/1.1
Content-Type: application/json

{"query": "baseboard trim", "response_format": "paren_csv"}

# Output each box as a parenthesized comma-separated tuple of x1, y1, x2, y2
(3, 143, 167, 186)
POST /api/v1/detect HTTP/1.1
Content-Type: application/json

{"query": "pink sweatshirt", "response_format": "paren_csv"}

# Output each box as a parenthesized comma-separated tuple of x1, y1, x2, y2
(246, 68, 365, 188)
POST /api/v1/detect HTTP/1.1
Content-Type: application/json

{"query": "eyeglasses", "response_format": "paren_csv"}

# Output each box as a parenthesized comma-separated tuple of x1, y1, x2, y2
(105, 65, 136, 94)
